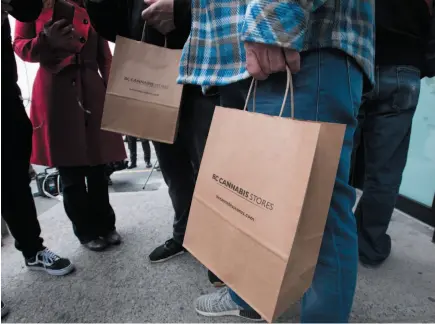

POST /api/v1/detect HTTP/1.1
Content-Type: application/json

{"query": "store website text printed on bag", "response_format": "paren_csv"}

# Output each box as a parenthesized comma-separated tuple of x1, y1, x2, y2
(212, 174, 274, 222)
(123, 76, 169, 97)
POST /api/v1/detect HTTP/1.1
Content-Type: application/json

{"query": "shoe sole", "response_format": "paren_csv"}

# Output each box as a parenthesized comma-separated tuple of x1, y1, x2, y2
(196, 308, 263, 321)
(27, 263, 75, 276)
(359, 259, 384, 269)
(108, 240, 122, 246)
(149, 250, 185, 263)
(82, 244, 108, 252)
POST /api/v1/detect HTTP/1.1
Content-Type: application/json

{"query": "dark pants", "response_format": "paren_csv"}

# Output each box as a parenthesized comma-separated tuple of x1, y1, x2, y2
(1, 95, 45, 259)
(127, 136, 151, 164)
(354, 65, 421, 265)
(153, 85, 218, 244)
(58, 165, 116, 243)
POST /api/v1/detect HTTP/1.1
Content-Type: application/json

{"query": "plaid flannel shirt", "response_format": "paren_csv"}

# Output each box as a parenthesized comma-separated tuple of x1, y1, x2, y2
(177, 0, 375, 86)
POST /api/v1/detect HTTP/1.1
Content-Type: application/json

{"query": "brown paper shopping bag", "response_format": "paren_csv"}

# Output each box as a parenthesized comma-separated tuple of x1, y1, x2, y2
(184, 70, 346, 322)
(101, 35, 183, 144)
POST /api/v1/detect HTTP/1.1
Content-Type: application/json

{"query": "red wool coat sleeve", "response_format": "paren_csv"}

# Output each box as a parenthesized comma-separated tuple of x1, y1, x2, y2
(96, 36, 112, 86)
(13, 20, 70, 73)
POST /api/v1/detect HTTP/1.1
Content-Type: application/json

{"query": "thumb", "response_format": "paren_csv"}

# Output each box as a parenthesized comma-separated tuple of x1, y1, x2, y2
(44, 19, 54, 30)
(283, 49, 301, 73)
(142, 2, 157, 21)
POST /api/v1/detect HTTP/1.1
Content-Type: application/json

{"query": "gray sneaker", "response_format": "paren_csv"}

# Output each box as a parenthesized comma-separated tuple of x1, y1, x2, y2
(195, 287, 262, 321)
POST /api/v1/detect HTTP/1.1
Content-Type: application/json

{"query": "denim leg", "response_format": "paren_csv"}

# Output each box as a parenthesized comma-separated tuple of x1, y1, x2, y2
(355, 66, 420, 265)
(219, 49, 363, 322)
(229, 289, 253, 310)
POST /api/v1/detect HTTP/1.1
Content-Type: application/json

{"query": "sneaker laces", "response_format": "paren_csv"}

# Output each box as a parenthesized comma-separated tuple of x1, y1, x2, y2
(217, 287, 230, 301)
(37, 248, 60, 266)
(211, 288, 240, 310)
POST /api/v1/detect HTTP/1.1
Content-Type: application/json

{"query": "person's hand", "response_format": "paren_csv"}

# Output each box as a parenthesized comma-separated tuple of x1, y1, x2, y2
(43, 19, 75, 51)
(142, 0, 175, 35)
(244, 42, 301, 80)
(1, 0, 12, 25)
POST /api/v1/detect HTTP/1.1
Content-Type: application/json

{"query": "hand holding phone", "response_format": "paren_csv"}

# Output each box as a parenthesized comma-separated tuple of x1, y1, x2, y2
(44, 19, 75, 52)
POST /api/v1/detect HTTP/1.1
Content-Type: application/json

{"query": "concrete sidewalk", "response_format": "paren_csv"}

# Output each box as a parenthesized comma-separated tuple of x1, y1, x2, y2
(1, 189, 435, 322)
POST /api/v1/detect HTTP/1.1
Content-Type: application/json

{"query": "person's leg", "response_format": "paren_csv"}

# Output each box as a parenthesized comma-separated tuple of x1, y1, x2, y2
(150, 86, 214, 262)
(1, 96, 44, 259)
(179, 86, 221, 281)
(127, 136, 138, 168)
(149, 87, 217, 263)
(180, 85, 218, 178)
(299, 53, 361, 323)
(349, 100, 368, 188)
(59, 166, 105, 248)
(1, 96, 74, 275)
(86, 165, 119, 245)
(141, 139, 152, 167)
(149, 139, 195, 261)
(141, 139, 151, 163)
(195, 49, 363, 322)
(355, 66, 420, 266)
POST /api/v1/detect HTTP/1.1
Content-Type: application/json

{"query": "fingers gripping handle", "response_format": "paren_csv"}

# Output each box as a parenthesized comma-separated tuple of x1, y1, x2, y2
(243, 66, 295, 119)
(141, 22, 167, 47)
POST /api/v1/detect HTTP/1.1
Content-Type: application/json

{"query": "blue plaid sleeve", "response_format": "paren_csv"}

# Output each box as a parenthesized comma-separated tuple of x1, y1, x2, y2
(241, 0, 327, 51)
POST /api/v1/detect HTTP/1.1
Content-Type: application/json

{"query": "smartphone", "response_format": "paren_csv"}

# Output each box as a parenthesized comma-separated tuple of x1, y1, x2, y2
(52, 0, 75, 25)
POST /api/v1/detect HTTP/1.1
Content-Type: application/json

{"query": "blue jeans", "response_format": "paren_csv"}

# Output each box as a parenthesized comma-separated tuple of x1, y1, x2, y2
(219, 49, 363, 323)
(354, 66, 420, 265)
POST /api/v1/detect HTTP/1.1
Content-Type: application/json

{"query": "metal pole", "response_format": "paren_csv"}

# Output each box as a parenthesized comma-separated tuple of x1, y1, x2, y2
(142, 160, 159, 190)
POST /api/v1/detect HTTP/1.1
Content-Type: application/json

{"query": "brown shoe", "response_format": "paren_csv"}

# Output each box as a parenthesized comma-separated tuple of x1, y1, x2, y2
(102, 230, 122, 245)
(82, 238, 108, 251)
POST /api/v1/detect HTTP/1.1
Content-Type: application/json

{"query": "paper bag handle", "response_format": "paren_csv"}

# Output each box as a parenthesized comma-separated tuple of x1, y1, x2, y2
(243, 66, 295, 119)
(141, 22, 168, 48)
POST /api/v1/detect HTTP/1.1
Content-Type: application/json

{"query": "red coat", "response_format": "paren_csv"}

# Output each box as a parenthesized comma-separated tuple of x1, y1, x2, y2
(13, 3, 126, 167)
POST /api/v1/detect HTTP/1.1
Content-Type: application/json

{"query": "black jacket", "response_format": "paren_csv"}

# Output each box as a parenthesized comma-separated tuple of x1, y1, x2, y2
(376, 0, 432, 72)
(84, 0, 191, 50)
(2, 0, 43, 99)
